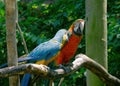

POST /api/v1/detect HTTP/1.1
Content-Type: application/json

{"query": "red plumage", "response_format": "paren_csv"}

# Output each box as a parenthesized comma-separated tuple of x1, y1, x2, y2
(56, 19, 84, 64)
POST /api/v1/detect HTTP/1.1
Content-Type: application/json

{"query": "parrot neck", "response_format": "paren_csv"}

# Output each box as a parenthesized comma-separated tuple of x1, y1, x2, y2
(57, 33, 82, 64)
(68, 25, 74, 32)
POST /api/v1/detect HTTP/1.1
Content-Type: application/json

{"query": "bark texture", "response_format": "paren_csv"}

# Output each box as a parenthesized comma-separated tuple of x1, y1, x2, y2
(86, 0, 107, 86)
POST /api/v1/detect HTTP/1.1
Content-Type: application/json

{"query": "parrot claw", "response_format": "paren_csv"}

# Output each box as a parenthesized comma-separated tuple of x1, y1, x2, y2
(58, 64, 71, 73)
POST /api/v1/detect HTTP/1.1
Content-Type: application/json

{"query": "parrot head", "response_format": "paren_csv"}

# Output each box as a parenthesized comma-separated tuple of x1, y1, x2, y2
(53, 29, 71, 48)
(69, 19, 85, 36)
(53, 29, 70, 43)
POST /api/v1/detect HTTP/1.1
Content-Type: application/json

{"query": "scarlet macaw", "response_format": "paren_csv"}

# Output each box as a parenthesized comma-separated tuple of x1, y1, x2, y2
(55, 19, 85, 64)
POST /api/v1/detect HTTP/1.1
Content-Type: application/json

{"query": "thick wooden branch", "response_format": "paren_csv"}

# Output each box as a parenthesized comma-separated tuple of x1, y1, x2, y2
(74, 54, 120, 86)
(0, 54, 120, 86)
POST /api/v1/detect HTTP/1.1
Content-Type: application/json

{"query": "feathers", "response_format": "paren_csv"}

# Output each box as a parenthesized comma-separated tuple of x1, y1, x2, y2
(21, 74, 31, 86)
(0, 29, 69, 86)
(20, 29, 69, 86)
(69, 19, 85, 36)
(0, 63, 7, 68)
(18, 29, 68, 65)
(55, 19, 85, 64)
(0, 19, 85, 86)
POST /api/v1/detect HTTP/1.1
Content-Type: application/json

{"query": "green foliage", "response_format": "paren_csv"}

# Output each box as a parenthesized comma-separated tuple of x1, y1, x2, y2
(0, 0, 120, 85)
(0, 2, 8, 86)
(107, 16, 120, 78)
(0, 1, 6, 63)
(17, 0, 85, 53)
(107, 0, 120, 79)
(0, 0, 85, 85)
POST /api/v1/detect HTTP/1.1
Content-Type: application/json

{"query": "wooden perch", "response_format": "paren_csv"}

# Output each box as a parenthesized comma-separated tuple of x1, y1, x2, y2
(0, 54, 120, 86)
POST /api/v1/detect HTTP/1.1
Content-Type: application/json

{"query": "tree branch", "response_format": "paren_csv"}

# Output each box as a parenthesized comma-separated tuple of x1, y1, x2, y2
(16, 22, 28, 54)
(74, 54, 120, 86)
(0, 54, 120, 86)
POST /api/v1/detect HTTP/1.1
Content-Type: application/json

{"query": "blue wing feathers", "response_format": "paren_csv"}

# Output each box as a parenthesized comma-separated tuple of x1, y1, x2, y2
(20, 29, 67, 86)
(0, 29, 68, 86)
(21, 74, 31, 86)
(18, 40, 60, 63)
(0, 29, 67, 68)
(0, 63, 7, 68)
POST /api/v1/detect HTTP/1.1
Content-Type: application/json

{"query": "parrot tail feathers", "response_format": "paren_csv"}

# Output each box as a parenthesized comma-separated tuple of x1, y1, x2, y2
(0, 57, 31, 68)
(21, 73, 31, 86)
(0, 63, 8, 68)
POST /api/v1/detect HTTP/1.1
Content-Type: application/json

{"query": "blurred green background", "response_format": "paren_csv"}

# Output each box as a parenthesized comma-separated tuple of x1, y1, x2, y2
(0, 0, 120, 85)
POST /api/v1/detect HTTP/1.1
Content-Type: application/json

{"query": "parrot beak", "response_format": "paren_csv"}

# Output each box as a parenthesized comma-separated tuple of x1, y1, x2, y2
(73, 19, 85, 35)
(79, 20, 85, 34)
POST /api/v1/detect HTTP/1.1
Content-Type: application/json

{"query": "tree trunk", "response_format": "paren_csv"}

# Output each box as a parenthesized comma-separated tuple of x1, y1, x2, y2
(5, 0, 20, 86)
(85, 0, 107, 86)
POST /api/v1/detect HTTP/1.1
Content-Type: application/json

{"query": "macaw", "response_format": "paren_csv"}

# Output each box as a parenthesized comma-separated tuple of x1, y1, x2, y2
(19, 29, 70, 86)
(18, 29, 69, 65)
(0, 19, 85, 86)
(22, 19, 85, 86)
(0, 29, 69, 68)
(55, 19, 85, 65)
(19, 19, 85, 66)
(0, 29, 70, 86)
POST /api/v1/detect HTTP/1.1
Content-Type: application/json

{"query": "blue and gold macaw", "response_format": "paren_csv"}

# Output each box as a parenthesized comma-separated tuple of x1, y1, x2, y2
(19, 29, 69, 65)
(19, 29, 70, 86)
(0, 29, 70, 86)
